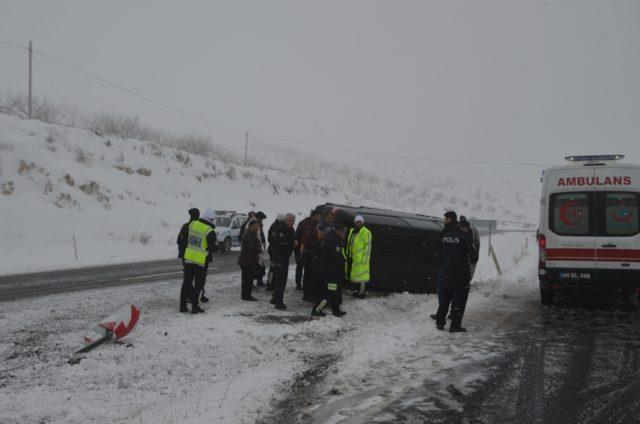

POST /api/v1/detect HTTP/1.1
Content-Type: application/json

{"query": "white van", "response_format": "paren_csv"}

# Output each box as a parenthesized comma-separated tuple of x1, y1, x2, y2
(538, 155, 640, 304)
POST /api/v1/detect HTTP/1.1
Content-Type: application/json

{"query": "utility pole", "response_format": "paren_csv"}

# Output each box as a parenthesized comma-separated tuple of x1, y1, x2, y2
(244, 130, 249, 166)
(28, 41, 33, 118)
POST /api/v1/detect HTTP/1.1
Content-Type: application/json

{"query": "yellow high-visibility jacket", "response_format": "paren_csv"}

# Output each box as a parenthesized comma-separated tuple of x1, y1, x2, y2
(347, 226, 372, 282)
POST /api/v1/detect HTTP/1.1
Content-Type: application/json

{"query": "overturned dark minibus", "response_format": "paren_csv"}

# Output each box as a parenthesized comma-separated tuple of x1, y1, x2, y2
(315, 203, 443, 293)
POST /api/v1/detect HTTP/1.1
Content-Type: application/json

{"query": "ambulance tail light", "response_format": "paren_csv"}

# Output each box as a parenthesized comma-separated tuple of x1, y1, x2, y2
(538, 234, 547, 271)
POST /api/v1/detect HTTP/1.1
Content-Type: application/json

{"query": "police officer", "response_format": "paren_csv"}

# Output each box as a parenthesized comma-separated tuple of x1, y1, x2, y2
(346, 215, 372, 299)
(435, 211, 478, 332)
(180, 208, 217, 314)
(177, 208, 200, 262)
(270, 213, 296, 310)
(311, 223, 347, 317)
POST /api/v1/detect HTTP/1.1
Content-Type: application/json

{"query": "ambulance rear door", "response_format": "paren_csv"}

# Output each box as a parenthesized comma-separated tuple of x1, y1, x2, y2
(594, 167, 640, 285)
(545, 167, 597, 283)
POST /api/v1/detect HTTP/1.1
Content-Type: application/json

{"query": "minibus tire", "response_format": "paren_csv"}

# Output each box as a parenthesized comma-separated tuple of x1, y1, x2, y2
(540, 289, 555, 305)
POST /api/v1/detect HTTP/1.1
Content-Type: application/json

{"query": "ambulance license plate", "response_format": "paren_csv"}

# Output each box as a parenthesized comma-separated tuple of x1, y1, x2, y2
(559, 272, 592, 281)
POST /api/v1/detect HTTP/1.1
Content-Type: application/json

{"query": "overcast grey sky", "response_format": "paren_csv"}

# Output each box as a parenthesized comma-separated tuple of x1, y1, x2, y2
(1, 0, 639, 169)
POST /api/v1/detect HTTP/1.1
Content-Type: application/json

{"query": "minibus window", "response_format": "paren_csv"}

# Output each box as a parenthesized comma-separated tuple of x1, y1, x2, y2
(550, 193, 591, 236)
(603, 193, 639, 236)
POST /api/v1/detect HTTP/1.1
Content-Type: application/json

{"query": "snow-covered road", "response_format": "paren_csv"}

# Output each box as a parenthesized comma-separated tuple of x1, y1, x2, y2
(1, 233, 544, 424)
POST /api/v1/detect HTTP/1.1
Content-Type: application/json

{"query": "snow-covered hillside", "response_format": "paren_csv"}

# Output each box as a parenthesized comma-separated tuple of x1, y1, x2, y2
(0, 113, 538, 274)
(0, 114, 345, 274)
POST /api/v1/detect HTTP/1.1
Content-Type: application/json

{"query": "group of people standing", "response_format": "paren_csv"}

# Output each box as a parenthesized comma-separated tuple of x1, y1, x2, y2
(237, 206, 373, 317)
(176, 205, 373, 317)
(177, 205, 479, 331)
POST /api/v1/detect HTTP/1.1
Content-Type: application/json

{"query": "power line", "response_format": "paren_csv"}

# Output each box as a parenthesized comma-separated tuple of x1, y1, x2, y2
(31, 48, 244, 136)
(0, 39, 27, 50)
(1, 38, 554, 168)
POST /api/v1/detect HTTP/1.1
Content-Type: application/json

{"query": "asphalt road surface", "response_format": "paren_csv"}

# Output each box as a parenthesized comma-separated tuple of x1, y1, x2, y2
(367, 293, 640, 424)
(0, 252, 240, 302)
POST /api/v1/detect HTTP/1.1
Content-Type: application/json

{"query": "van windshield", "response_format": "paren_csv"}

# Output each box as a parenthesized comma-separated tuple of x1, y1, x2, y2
(550, 192, 591, 236)
(603, 192, 639, 236)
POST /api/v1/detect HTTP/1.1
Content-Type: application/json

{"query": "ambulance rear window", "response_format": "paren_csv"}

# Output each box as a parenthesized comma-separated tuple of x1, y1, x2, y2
(603, 193, 639, 236)
(550, 193, 591, 236)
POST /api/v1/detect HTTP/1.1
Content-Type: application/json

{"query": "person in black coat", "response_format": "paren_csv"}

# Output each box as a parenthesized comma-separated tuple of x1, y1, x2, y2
(270, 213, 296, 309)
(435, 211, 479, 332)
(238, 219, 263, 301)
(311, 223, 347, 317)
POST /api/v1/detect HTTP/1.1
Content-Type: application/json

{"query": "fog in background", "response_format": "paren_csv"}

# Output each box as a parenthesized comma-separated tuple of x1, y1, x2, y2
(1, 0, 639, 190)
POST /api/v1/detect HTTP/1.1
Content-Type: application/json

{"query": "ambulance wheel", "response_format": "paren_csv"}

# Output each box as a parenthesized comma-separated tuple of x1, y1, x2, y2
(222, 237, 232, 255)
(540, 289, 555, 306)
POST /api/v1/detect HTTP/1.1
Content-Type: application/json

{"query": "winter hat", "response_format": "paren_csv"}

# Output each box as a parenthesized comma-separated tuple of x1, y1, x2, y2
(188, 208, 200, 220)
(276, 213, 286, 221)
(354, 215, 364, 224)
(202, 208, 216, 223)
(444, 211, 457, 222)
(255, 211, 267, 220)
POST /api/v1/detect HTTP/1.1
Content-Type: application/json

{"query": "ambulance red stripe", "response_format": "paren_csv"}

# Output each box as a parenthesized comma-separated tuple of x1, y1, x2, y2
(547, 248, 640, 261)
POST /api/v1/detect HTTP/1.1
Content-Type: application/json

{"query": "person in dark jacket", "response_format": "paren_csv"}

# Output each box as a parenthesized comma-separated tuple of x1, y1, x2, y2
(311, 223, 347, 317)
(177, 208, 200, 261)
(270, 213, 296, 310)
(238, 219, 262, 301)
(265, 214, 285, 291)
(180, 208, 217, 314)
(435, 211, 479, 332)
(238, 211, 256, 242)
(299, 208, 323, 302)
(430, 213, 451, 321)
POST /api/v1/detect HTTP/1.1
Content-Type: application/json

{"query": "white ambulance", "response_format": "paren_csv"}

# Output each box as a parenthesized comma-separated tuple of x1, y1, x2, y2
(538, 155, 640, 304)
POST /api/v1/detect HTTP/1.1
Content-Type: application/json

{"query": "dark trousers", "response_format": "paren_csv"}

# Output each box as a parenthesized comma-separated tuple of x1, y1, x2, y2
(313, 281, 341, 314)
(294, 250, 303, 288)
(435, 283, 470, 328)
(311, 254, 324, 300)
(436, 268, 444, 304)
(256, 265, 266, 287)
(271, 261, 290, 305)
(181, 263, 206, 309)
(241, 266, 254, 299)
(301, 251, 316, 299)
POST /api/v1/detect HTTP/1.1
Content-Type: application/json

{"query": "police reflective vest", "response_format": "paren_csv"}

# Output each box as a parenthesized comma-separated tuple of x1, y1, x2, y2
(347, 226, 372, 282)
(184, 220, 214, 266)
